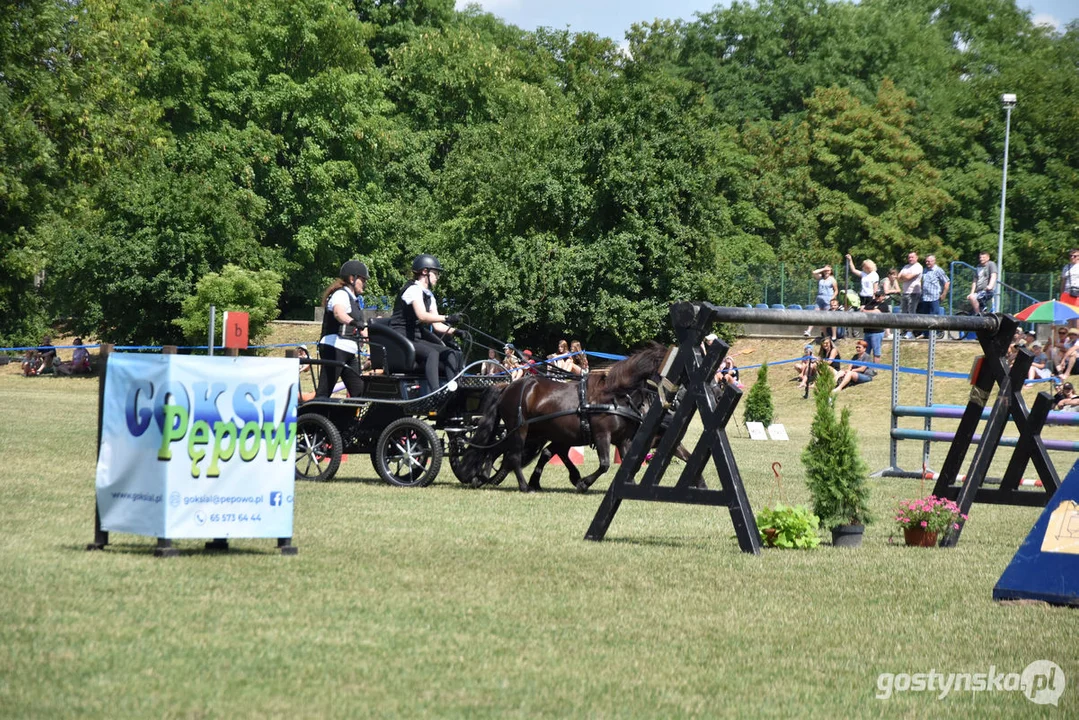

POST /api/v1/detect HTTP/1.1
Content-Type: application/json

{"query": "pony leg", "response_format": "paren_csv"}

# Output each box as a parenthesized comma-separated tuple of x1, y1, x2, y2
(527, 445, 554, 491)
(577, 436, 612, 492)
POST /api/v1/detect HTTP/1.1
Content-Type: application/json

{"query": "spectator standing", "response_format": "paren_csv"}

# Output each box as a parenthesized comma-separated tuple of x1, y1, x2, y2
(898, 252, 923, 338)
(966, 250, 998, 315)
(823, 297, 845, 342)
(845, 255, 879, 308)
(804, 265, 838, 338)
(860, 289, 888, 362)
(917, 255, 950, 337)
(1061, 249, 1079, 315)
(880, 268, 901, 339)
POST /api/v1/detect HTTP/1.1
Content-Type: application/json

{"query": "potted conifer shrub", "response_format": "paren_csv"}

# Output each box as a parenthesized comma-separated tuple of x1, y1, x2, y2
(743, 361, 774, 427)
(802, 365, 872, 547)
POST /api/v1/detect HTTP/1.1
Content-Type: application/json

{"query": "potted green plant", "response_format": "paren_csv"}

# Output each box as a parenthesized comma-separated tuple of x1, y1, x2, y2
(895, 495, 966, 547)
(802, 365, 873, 547)
(756, 503, 821, 549)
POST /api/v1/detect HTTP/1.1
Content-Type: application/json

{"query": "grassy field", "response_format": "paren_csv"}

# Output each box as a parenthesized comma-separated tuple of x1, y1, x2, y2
(1, 333, 1077, 718)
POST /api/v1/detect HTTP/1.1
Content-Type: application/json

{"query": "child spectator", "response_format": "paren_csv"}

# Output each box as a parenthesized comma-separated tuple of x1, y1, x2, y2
(794, 342, 817, 389)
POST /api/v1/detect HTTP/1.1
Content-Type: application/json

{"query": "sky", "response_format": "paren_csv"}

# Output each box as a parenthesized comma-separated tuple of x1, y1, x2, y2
(455, 1, 1078, 42)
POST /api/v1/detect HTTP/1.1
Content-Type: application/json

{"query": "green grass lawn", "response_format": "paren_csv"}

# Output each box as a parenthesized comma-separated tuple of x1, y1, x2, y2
(1, 336, 1077, 718)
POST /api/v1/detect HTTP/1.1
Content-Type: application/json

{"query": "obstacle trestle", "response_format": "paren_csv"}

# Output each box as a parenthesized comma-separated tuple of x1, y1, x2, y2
(585, 302, 760, 553)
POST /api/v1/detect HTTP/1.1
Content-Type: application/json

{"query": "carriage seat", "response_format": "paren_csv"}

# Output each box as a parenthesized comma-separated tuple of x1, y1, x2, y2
(367, 319, 447, 374)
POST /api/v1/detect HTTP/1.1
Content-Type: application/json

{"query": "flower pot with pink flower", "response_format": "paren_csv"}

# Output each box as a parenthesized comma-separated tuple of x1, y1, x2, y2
(895, 495, 967, 547)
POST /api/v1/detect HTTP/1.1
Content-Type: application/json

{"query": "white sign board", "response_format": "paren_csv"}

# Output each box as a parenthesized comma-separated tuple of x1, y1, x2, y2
(746, 421, 769, 440)
(95, 354, 298, 539)
(767, 424, 789, 441)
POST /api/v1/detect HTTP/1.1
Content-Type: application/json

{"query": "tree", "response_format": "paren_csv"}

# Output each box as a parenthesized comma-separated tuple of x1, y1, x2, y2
(743, 361, 775, 427)
(746, 80, 953, 267)
(802, 365, 872, 529)
(174, 265, 283, 345)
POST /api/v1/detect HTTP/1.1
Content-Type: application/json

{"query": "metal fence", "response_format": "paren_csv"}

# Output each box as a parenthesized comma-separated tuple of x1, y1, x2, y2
(741, 262, 1058, 316)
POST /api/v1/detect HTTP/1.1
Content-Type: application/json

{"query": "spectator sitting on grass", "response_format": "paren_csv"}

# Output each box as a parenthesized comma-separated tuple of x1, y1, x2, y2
(1056, 328, 1079, 377)
(717, 356, 742, 389)
(794, 342, 817, 387)
(1027, 342, 1053, 381)
(833, 339, 876, 393)
(1053, 382, 1079, 412)
(36, 336, 57, 375)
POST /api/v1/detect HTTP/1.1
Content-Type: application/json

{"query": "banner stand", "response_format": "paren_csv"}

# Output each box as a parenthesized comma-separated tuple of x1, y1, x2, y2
(87, 345, 299, 558)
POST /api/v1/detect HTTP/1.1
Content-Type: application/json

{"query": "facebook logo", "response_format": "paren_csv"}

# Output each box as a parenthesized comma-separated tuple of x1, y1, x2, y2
(270, 491, 282, 507)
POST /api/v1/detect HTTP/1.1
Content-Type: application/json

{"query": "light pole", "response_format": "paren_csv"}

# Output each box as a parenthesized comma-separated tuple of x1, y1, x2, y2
(996, 93, 1016, 313)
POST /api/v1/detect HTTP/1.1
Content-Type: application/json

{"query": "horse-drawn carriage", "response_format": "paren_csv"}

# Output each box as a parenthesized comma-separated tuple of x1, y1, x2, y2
(294, 320, 506, 487)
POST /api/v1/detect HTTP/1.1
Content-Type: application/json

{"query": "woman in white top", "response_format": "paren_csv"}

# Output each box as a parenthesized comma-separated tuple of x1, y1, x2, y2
(846, 254, 879, 307)
(316, 260, 368, 398)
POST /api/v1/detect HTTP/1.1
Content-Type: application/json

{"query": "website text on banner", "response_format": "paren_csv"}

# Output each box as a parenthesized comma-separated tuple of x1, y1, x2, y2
(95, 354, 298, 539)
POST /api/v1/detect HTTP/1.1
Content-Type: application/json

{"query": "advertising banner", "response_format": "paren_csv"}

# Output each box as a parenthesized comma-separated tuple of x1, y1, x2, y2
(95, 354, 298, 539)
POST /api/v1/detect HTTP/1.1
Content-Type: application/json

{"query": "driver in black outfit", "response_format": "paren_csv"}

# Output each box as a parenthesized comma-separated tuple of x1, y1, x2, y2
(389, 254, 467, 391)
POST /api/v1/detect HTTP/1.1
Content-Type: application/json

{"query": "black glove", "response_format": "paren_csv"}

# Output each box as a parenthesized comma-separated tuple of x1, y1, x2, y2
(454, 329, 471, 343)
(444, 313, 462, 326)
(348, 317, 367, 330)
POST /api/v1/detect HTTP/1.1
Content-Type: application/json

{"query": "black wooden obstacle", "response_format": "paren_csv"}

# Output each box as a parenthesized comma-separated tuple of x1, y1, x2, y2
(929, 314, 1060, 546)
(585, 302, 761, 554)
(585, 303, 1060, 550)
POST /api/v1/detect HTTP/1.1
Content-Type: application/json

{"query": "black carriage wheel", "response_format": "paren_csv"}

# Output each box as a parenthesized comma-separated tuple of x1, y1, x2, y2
(447, 433, 473, 484)
(295, 413, 343, 482)
(947, 311, 971, 341)
(374, 417, 443, 488)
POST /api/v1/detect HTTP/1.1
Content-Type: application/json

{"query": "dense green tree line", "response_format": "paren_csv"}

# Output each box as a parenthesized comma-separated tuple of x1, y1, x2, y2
(2, 0, 1076, 348)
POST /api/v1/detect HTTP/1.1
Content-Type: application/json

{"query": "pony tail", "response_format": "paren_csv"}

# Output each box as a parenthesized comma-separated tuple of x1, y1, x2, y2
(457, 384, 508, 482)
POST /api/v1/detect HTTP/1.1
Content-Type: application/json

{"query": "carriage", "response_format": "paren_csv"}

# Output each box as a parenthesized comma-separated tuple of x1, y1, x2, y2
(294, 319, 507, 487)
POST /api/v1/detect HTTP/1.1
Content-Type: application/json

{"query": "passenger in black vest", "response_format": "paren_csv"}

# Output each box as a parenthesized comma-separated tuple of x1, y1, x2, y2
(389, 254, 465, 392)
(316, 260, 368, 398)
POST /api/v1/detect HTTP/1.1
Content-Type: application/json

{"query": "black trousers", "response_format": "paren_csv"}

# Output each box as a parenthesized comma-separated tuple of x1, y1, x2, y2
(413, 339, 462, 392)
(316, 343, 364, 397)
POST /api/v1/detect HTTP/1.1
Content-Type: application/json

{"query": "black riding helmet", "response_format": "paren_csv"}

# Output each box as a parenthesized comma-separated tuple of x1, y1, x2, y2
(340, 260, 369, 280)
(411, 254, 442, 273)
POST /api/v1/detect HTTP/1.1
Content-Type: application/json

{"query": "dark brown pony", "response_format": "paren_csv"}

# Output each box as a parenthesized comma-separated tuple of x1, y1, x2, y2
(459, 344, 692, 492)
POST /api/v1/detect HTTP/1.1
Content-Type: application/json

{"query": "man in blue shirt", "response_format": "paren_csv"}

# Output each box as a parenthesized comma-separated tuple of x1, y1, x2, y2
(917, 255, 950, 337)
